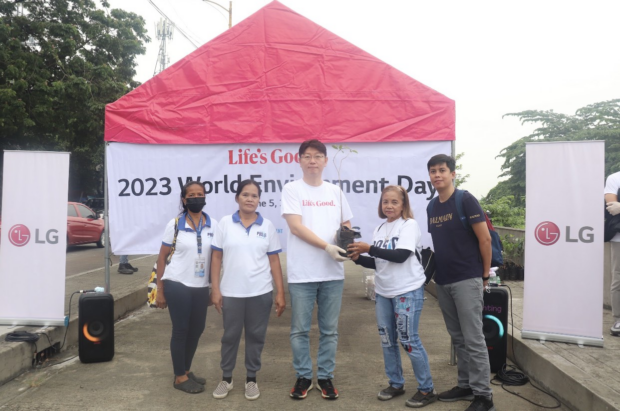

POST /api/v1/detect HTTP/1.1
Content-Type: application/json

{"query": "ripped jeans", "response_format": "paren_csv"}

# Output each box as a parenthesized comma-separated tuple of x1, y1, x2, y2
(375, 287, 433, 392)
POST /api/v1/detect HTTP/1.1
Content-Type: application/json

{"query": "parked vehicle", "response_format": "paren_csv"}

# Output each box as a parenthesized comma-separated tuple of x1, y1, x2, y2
(67, 202, 105, 247)
(85, 198, 104, 218)
(0, 202, 104, 248)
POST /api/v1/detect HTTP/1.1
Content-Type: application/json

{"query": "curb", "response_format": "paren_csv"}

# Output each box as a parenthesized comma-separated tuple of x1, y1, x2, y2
(0, 286, 147, 386)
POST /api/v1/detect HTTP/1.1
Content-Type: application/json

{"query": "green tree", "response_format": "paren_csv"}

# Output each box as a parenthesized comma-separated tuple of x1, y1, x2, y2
(479, 195, 525, 228)
(0, 0, 149, 197)
(488, 99, 620, 203)
(454, 152, 469, 188)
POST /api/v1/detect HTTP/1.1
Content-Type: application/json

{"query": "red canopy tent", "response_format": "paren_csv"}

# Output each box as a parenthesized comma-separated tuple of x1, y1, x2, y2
(102, 0, 455, 271)
(105, 1, 454, 145)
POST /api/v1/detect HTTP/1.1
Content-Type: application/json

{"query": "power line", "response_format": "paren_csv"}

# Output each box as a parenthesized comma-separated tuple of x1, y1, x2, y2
(148, 0, 200, 49)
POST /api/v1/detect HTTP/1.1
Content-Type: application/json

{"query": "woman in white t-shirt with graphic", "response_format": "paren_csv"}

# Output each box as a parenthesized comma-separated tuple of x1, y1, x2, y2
(210, 179, 286, 401)
(348, 185, 437, 408)
(155, 180, 217, 394)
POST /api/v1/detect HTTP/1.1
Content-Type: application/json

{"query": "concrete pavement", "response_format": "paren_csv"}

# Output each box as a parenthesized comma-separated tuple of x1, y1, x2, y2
(0, 256, 617, 410)
(0, 257, 574, 411)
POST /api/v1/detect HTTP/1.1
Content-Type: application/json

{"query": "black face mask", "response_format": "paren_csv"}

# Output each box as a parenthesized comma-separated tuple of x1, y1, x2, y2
(185, 196, 206, 213)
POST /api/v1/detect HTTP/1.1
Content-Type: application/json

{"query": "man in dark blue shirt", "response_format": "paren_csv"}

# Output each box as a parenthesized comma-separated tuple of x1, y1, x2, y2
(427, 154, 495, 411)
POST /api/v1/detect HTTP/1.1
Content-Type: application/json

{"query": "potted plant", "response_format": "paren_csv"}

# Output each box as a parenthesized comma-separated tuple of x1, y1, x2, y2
(332, 144, 361, 256)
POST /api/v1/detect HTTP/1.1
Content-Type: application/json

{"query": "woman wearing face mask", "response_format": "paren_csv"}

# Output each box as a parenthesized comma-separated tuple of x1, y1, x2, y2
(347, 185, 436, 408)
(155, 180, 217, 394)
(210, 179, 285, 401)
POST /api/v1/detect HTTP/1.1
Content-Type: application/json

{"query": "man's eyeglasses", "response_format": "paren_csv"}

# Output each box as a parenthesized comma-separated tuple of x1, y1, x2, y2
(300, 154, 326, 161)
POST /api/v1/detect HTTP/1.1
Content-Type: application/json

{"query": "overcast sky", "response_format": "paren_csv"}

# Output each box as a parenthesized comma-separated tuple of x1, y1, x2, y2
(105, 0, 620, 198)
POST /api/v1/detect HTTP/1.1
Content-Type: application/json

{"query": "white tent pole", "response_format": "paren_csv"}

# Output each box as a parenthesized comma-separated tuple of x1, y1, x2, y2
(104, 143, 111, 293)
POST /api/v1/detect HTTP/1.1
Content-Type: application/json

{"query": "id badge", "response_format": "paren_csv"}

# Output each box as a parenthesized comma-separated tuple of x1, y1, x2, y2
(194, 257, 206, 278)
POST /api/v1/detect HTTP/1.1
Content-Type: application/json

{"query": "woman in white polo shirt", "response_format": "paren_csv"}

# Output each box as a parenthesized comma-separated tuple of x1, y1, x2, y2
(210, 179, 285, 401)
(155, 180, 217, 394)
(348, 185, 437, 408)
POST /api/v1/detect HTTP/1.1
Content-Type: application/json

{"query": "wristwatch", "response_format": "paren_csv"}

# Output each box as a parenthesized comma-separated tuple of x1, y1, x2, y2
(482, 276, 490, 281)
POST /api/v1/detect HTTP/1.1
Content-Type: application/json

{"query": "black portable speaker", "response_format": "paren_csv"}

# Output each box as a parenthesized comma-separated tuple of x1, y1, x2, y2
(78, 293, 115, 363)
(482, 287, 508, 373)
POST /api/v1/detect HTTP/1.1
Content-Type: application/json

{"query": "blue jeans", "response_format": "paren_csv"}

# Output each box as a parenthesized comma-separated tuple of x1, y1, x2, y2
(119, 255, 128, 264)
(375, 287, 434, 393)
(289, 280, 344, 380)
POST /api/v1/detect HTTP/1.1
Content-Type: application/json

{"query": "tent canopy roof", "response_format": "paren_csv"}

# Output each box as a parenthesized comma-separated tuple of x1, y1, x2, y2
(105, 1, 454, 145)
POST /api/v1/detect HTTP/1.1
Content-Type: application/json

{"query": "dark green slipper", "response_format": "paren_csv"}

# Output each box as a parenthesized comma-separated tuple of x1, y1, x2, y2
(173, 377, 205, 394)
(188, 372, 206, 385)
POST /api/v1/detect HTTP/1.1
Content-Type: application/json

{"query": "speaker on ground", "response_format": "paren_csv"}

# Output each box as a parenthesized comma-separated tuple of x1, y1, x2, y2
(482, 287, 508, 373)
(78, 293, 114, 363)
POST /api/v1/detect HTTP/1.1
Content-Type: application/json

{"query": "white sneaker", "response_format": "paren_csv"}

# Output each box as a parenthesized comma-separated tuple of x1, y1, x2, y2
(245, 381, 260, 400)
(611, 321, 620, 336)
(213, 380, 233, 399)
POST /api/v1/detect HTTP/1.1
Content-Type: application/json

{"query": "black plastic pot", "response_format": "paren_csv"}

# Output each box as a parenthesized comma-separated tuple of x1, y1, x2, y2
(336, 225, 361, 257)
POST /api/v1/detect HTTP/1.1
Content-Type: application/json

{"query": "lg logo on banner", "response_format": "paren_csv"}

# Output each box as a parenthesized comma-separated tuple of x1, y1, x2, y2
(8, 224, 59, 247)
(534, 221, 593, 246)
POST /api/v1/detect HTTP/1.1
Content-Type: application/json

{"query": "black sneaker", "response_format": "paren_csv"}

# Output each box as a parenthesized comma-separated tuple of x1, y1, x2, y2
(316, 378, 339, 400)
(117, 263, 134, 275)
(126, 263, 138, 272)
(290, 377, 313, 399)
(406, 390, 438, 408)
(378, 385, 405, 401)
(438, 386, 474, 402)
(465, 395, 495, 411)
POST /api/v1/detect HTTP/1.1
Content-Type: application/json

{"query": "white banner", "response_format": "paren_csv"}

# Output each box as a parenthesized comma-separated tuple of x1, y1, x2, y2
(0, 151, 70, 326)
(522, 141, 604, 346)
(106, 141, 450, 255)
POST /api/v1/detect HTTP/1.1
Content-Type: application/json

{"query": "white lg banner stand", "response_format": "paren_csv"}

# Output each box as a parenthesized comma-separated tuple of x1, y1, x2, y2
(522, 141, 604, 346)
(0, 151, 70, 326)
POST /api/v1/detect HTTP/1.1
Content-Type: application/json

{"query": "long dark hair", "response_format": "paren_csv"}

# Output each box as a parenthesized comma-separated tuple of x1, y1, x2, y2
(179, 180, 206, 214)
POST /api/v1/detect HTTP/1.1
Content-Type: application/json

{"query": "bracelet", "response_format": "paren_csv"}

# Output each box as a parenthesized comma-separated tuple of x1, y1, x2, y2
(482, 276, 490, 281)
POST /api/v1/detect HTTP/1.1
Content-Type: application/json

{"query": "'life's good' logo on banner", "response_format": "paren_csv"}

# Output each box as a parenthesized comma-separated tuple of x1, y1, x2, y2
(9, 224, 30, 247)
(534, 221, 560, 246)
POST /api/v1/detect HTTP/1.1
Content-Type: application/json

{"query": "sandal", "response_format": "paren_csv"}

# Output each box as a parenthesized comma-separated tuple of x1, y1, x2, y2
(187, 372, 206, 385)
(173, 377, 205, 394)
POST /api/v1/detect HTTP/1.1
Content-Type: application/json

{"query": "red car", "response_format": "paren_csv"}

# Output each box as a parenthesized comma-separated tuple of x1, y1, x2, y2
(0, 202, 105, 248)
(67, 202, 105, 247)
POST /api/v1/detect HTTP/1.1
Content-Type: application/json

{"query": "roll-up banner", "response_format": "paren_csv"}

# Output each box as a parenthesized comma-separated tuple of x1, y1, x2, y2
(522, 141, 604, 346)
(0, 151, 70, 326)
(106, 141, 450, 255)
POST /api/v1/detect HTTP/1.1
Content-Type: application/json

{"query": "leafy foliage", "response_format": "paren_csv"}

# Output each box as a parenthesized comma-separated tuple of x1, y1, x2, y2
(488, 99, 620, 203)
(454, 152, 469, 188)
(0, 0, 149, 197)
(479, 195, 525, 229)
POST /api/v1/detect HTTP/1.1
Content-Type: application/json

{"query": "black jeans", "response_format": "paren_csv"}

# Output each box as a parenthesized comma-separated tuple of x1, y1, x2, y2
(163, 280, 209, 376)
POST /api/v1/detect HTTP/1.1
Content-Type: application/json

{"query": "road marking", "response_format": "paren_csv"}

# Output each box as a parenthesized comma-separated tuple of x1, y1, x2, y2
(66, 255, 155, 279)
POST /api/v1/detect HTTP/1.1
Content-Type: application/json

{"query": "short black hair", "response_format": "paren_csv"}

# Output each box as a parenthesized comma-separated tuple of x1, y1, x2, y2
(427, 154, 456, 172)
(298, 139, 327, 156)
(235, 179, 262, 199)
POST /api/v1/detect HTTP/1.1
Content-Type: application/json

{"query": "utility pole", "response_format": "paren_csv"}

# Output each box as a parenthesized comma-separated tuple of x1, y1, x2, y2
(154, 18, 174, 76)
(203, 0, 232, 29)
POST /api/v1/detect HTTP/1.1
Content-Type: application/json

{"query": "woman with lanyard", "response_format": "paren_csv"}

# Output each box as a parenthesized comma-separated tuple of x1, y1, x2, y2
(210, 179, 285, 401)
(347, 185, 437, 408)
(155, 180, 217, 394)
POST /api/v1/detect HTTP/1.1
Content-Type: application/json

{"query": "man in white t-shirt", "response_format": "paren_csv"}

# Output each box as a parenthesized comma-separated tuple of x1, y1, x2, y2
(281, 139, 353, 401)
(604, 171, 620, 336)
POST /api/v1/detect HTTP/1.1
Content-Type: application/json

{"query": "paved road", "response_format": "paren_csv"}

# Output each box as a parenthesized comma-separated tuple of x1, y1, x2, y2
(65, 245, 149, 277)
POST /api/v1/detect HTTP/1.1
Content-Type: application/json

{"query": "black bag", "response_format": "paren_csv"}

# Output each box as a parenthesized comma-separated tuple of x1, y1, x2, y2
(417, 247, 436, 285)
(604, 189, 620, 242)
